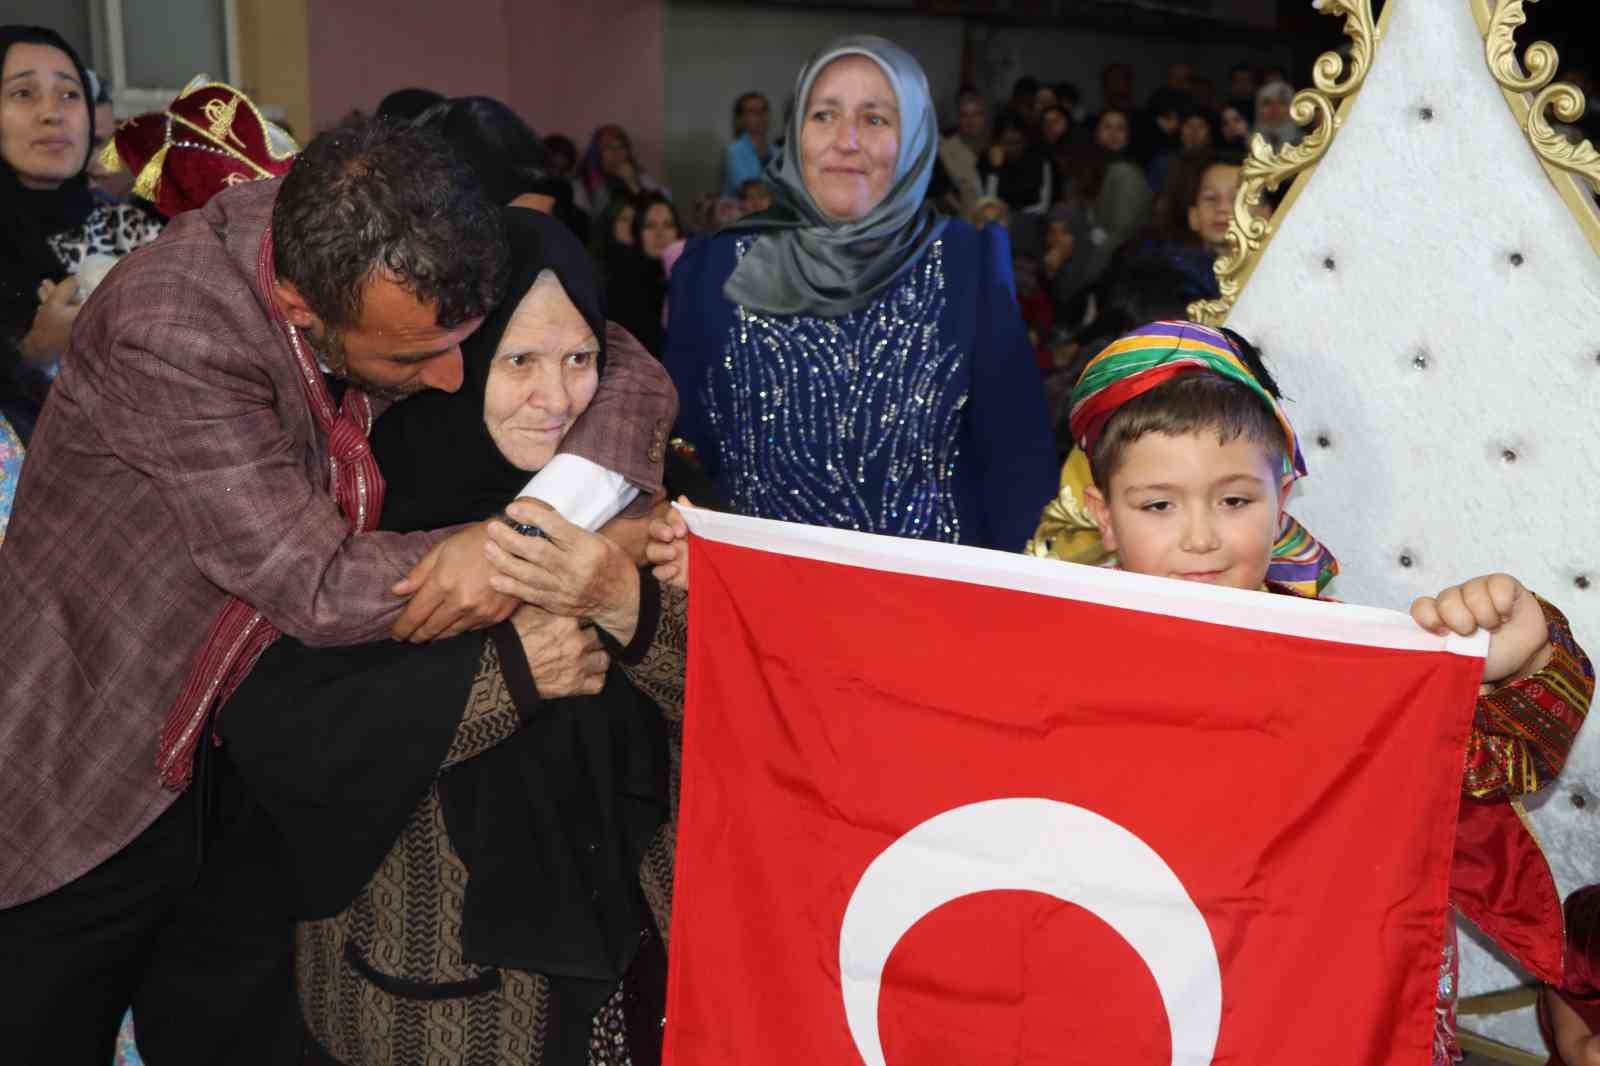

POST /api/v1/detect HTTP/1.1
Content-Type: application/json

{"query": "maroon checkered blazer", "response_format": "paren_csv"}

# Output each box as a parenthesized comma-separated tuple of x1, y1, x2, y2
(0, 180, 675, 906)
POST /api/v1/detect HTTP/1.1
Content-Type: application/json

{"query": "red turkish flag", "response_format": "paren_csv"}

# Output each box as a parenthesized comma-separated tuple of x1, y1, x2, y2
(664, 511, 1486, 1066)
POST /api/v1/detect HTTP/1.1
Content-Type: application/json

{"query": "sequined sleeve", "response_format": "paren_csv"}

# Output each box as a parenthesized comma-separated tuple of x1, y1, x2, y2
(1462, 596, 1594, 799)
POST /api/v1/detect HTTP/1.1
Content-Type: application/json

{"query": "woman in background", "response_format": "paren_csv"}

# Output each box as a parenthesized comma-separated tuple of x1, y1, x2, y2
(580, 124, 666, 219)
(605, 192, 680, 358)
(664, 35, 1056, 550)
(1, 26, 161, 427)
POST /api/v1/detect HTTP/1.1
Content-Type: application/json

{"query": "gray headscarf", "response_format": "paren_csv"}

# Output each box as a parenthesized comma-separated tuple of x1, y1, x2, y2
(722, 35, 947, 318)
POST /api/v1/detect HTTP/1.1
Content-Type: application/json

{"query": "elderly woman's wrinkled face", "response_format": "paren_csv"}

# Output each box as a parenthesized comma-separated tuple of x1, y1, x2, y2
(800, 55, 900, 223)
(1094, 110, 1129, 153)
(483, 271, 601, 471)
(1, 42, 90, 189)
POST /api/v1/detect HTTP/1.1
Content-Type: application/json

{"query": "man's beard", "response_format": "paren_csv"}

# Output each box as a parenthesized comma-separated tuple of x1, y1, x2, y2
(306, 324, 426, 404)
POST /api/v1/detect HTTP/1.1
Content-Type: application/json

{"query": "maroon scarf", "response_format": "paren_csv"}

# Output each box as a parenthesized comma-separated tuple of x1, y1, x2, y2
(155, 230, 386, 788)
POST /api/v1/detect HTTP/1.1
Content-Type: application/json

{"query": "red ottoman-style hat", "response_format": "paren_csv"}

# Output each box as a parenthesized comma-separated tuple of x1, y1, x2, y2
(100, 77, 298, 219)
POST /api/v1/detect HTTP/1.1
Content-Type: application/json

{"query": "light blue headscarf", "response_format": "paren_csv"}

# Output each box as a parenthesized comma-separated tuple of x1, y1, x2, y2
(722, 35, 946, 318)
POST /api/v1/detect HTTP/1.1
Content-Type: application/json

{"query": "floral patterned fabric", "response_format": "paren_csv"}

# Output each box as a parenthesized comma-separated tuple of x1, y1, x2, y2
(113, 1010, 143, 1066)
(0, 415, 21, 545)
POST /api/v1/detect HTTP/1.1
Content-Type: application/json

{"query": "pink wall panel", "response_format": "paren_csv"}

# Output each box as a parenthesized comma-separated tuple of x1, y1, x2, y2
(308, 0, 514, 128)
(307, 0, 665, 177)
(505, 1, 666, 178)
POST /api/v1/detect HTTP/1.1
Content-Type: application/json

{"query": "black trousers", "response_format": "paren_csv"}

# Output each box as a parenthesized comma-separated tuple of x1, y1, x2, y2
(0, 749, 302, 1066)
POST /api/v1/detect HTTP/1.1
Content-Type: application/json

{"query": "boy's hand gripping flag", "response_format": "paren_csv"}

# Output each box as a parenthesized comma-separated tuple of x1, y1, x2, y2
(666, 510, 1488, 1066)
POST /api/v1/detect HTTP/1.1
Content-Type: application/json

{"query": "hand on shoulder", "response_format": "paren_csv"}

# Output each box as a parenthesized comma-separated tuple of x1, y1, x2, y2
(1410, 573, 1552, 689)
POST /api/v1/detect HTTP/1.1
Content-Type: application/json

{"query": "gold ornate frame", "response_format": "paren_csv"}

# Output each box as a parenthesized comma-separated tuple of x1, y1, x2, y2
(1189, 0, 1600, 327)
(1189, 0, 1389, 326)
(1472, 0, 1600, 249)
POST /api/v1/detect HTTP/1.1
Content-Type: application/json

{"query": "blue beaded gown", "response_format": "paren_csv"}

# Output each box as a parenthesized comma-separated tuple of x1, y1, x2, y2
(664, 218, 1057, 552)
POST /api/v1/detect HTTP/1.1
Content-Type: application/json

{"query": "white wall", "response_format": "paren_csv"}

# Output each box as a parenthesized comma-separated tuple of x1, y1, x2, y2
(1226, 0, 1600, 1052)
(663, 0, 1290, 204)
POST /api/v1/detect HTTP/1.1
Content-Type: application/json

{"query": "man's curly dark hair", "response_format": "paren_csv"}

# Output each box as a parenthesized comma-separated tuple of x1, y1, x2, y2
(271, 116, 507, 330)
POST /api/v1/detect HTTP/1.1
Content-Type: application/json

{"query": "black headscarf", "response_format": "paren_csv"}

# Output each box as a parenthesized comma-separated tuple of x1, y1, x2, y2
(1, 26, 95, 421)
(221, 207, 666, 1057)
(413, 96, 552, 208)
(371, 204, 608, 532)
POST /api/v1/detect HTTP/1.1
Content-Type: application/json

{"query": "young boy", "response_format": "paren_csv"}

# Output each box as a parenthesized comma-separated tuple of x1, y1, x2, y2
(1067, 319, 1593, 1064)
(645, 318, 1594, 1063)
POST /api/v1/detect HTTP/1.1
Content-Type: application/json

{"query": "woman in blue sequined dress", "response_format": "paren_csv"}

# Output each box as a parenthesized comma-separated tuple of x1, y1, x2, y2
(664, 36, 1057, 551)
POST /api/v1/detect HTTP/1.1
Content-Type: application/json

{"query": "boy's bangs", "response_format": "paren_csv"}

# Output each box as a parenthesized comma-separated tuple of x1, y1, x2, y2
(1089, 374, 1289, 486)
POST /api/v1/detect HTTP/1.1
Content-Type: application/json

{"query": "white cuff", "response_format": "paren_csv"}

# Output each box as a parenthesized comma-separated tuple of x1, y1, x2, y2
(515, 454, 639, 532)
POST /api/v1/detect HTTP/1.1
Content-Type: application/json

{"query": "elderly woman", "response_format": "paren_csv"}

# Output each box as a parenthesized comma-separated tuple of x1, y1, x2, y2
(221, 209, 686, 1066)
(604, 192, 680, 359)
(1253, 80, 1301, 150)
(664, 36, 1056, 550)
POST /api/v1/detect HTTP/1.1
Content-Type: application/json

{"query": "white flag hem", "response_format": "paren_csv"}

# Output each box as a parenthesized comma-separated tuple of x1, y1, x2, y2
(677, 507, 1489, 658)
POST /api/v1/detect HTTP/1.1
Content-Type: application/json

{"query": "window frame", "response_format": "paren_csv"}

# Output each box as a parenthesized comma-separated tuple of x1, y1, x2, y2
(91, 0, 240, 115)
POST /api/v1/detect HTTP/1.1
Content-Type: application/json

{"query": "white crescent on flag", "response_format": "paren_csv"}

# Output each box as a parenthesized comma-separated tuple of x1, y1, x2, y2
(837, 798, 1223, 1066)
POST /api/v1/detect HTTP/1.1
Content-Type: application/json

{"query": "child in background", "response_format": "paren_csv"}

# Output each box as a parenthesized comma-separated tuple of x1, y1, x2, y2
(1542, 885, 1600, 1065)
(737, 178, 772, 218)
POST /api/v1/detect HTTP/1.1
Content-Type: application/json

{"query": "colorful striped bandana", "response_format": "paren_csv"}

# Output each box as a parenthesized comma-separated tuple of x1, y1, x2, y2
(1053, 320, 1335, 595)
(1069, 320, 1307, 479)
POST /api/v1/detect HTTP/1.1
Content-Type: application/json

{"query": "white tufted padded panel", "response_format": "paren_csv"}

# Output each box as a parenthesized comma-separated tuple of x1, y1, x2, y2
(1227, 0, 1600, 1052)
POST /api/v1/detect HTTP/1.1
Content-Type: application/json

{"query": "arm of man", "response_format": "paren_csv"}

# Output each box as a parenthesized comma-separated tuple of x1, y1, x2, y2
(538, 321, 676, 515)
(91, 319, 454, 645)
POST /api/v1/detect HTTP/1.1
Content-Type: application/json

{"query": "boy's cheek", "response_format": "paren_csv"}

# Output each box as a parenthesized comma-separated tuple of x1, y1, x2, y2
(1107, 516, 1164, 574)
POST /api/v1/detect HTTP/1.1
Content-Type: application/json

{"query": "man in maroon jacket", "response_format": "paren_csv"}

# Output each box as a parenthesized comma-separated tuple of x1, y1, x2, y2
(0, 118, 674, 1061)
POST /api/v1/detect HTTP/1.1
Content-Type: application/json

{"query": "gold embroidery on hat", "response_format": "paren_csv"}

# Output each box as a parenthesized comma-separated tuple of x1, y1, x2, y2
(201, 95, 246, 150)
